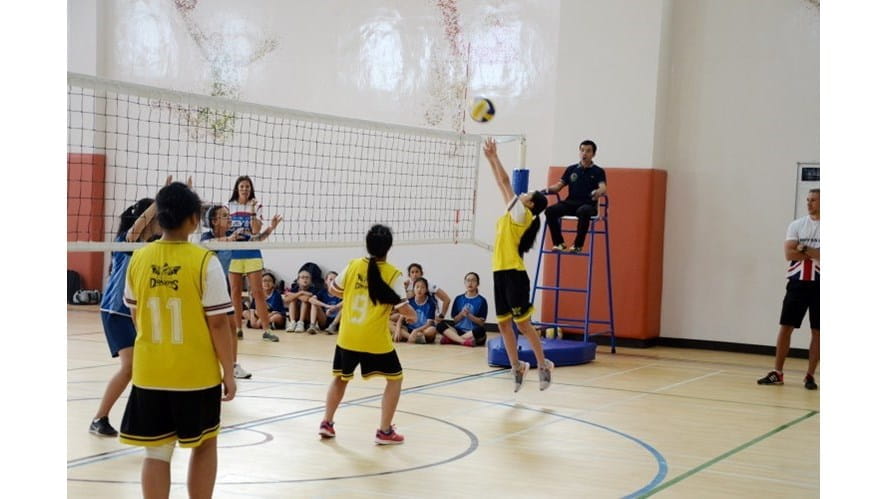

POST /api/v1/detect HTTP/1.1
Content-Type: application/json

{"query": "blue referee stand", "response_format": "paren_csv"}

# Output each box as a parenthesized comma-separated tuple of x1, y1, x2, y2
(486, 169, 599, 368)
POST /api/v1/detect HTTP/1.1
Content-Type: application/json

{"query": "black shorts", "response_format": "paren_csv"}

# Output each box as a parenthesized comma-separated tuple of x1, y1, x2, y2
(119, 384, 222, 448)
(779, 280, 819, 329)
(493, 269, 534, 322)
(332, 345, 403, 381)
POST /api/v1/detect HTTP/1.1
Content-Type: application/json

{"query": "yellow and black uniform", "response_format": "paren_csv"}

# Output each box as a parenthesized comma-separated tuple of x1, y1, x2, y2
(330, 257, 406, 380)
(119, 240, 233, 448)
(492, 197, 534, 323)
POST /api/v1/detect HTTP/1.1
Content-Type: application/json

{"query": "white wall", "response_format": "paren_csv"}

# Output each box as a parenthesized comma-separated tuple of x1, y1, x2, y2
(68, 1, 819, 346)
(551, 0, 667, 168)
(657, 0, 819, 347)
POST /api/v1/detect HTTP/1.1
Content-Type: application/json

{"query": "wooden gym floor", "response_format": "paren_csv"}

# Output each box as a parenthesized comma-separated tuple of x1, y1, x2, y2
(67, 306, 819, 498)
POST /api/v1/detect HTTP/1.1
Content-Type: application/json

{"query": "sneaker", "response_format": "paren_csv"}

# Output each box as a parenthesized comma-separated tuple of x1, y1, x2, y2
(757, 370, 784, 385)
(236, 329, 244, 340)
(375, 425, 404, 445)
(262, 331, 280, 342)
(294, 321, 305, 333)
(539, 359, 555, 391)
(440, 335, 452, 345)
(569, 245, 582, 253)
(233, 363, 252, 379)
(308, 323, 320, 335)
(319, 420, 336, 439)
(512, 360, 530, 393)
(325, 325, 338, 335)
(415, 333, 426, 344)
(285, 320, 297, 333)
(462, 337, 475, 347)
(89, 416, 118, 437)
(804, 374, 818, 390)
(552, 243, 568, 251)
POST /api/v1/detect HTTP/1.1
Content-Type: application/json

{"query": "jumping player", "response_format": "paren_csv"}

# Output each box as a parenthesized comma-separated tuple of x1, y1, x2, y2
(482, 137, 554, 392)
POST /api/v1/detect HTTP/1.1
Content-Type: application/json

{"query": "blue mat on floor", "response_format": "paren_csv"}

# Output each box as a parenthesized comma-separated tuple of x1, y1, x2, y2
(486, 336, 596, 367)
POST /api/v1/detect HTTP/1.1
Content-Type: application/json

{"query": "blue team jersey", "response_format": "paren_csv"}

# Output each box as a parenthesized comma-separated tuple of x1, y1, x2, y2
(99, 234, 133, 316)
(315, 288, 342, 318)
(407, 296, 437, 332)
(451, 293, 488, 331)
(200, 231, 233, 273)
(250, 289, 286, 315)
(227, 200, 263, 260)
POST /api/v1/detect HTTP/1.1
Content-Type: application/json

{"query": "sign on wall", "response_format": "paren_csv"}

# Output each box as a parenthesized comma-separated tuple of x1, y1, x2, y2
(795, 162, 819, 219)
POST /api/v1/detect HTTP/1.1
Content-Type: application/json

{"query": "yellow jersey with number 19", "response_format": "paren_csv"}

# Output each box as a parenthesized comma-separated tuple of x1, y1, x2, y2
(126, 240, 225, 390)
(336, 257, 403, 354)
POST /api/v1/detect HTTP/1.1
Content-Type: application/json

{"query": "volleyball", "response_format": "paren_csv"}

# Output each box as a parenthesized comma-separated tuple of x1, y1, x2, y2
(470, 97, 495, 123)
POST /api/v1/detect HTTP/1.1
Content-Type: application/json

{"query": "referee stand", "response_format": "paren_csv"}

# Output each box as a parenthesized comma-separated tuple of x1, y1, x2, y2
(531, 193, 616, 354)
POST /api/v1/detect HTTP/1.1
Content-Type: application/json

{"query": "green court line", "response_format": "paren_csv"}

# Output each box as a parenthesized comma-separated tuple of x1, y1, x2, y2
(638, 410, 819, 498)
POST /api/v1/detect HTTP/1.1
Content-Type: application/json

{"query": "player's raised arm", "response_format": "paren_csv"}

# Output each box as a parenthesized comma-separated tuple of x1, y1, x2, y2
(483, 138, 516, 205)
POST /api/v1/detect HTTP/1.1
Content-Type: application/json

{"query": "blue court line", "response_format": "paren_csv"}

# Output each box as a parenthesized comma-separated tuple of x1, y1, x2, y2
(68, 368, 507, 469)
(69, 366, 671, 497)
(411, 390, 668, 498)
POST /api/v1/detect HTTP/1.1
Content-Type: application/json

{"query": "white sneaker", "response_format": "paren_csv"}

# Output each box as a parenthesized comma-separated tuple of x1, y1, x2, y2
(285, 320, 296, 333)
(294, 321, 305, 333)
(233, 363, 252, 379)
(307, 322, 320, 335)
(512, 361, 530, 393)
(539, 359, 554, 391)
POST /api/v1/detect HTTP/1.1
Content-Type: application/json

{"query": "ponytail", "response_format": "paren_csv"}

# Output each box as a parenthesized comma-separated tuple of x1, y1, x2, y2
(517, 191, 548, 257)
(367, 256, 402, 305)
(517, 217, 541, 257)
(365, 224, 402, 305)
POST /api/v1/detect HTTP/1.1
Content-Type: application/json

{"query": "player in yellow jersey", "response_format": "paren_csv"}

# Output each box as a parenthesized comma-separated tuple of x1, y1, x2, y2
(120, 181, 236, 499)
(318, 224, 417, 445)
(483, 137, 555, 392)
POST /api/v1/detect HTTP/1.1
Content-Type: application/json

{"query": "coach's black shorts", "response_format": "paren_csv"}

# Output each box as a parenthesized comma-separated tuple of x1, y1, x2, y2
(493, 269, 534, 322)
(119, 384, 221, 448)
(779, 280, 819, 329)
(332, 345, 403, 381)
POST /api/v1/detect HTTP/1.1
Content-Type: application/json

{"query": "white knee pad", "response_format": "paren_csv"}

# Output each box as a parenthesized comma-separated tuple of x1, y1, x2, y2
(145, 442, 175, 462)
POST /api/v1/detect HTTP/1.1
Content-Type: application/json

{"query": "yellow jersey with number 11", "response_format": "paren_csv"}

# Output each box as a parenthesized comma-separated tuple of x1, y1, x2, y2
(126, 240, 227, 390)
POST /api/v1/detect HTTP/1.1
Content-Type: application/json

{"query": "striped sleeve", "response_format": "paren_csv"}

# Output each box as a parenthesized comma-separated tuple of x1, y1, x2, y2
(331, 262, 351, 294)
(123, 262, 137, 309)
(202, 254, 234, 316)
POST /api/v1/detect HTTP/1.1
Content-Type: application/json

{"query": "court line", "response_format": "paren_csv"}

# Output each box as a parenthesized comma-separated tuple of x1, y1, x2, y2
(635, 410, 819, 498)
(72, 409, 480, 485)
(69, 367, 672, 495)
(408, 389, 669, 497)
(68, 369, 506, 468)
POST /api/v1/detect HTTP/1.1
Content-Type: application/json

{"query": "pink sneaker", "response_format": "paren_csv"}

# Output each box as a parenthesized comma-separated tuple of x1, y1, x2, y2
(374, 425, 404, 445)
(440, 336, 452, 345)
(462, 337, 475, 347)
(318, 420, 336, 439)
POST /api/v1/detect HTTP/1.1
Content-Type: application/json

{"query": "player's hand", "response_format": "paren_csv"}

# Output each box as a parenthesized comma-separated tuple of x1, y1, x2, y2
(482, 137, 498, 159)
(269, 214, 283, 229)
(222, 373, 236, 401)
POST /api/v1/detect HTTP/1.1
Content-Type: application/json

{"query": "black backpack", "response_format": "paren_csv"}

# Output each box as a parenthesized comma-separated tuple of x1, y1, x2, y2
(67, 270, 81, 304)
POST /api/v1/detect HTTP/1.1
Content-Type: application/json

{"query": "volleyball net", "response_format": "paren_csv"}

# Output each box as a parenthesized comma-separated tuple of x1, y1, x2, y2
(67, 73, 498, 252)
